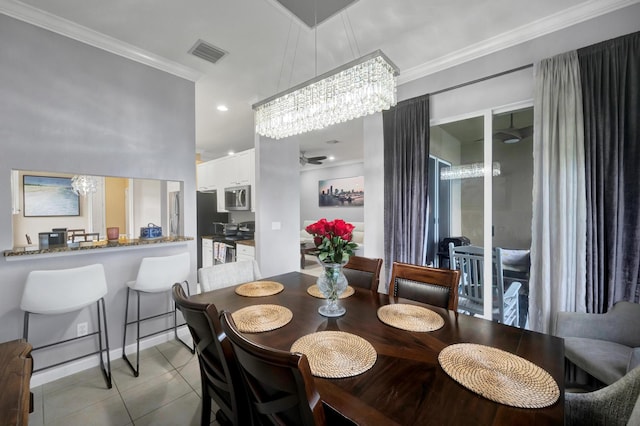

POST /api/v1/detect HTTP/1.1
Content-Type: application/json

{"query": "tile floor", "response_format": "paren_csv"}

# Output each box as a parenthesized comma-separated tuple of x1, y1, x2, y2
(29, 339, 222, 426)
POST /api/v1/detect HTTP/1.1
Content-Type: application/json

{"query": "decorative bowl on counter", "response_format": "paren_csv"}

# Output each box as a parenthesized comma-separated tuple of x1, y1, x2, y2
(140, 223, 162, 239)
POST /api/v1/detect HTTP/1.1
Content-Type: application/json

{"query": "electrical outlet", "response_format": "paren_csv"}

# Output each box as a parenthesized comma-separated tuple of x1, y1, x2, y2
(77, 322, 88, 337)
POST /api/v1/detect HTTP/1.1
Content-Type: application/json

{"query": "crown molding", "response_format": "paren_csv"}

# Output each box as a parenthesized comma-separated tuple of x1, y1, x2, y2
(0, 0, 201, 82)
(398, 0, 639, 85)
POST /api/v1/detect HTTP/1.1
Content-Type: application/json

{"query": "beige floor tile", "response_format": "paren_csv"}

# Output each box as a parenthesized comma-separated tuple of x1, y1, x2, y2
(132, 392, 202, 426)
(112, 352, 175, 393)
(120, 370, 192, 420)
(157, 341, 196, 370)
(42, 365, 108, 395)
(177, 356, 202, 395)
(111, 346, 162, 371)
(46, 394, 131, 426)
(43, 378, 118, 423)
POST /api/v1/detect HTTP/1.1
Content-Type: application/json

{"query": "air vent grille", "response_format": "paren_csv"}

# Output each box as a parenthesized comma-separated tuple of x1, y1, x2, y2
(188, 40, 227, 64)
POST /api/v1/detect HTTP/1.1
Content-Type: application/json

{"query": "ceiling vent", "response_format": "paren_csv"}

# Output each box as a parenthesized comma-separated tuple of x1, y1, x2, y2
(188, 39, 227, 64)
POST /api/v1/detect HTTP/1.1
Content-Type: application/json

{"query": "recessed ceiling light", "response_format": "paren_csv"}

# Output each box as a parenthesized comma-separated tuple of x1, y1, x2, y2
(329, 156, 335, 161)
(217, 105, 228, 112)
(227, 150, 235, 156)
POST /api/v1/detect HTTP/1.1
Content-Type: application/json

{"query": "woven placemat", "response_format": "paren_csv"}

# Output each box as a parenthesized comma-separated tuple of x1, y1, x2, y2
(290, 331, 377, 379)
(438, 343, 560, 408)
(235, 281, 284, 297)
(306, 285, 355, 299)
(377, 304, 444, 332)
(231, 304, 292, 333)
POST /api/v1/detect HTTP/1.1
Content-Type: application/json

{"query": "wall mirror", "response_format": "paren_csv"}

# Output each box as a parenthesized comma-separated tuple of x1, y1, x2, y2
(10, 170, 183, 249)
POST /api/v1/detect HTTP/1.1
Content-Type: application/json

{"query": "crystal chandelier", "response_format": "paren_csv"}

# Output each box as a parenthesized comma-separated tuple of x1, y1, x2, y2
(253, 50, 399, 140)
(71, 175, 98, 195)
(440, 162, 501, 180)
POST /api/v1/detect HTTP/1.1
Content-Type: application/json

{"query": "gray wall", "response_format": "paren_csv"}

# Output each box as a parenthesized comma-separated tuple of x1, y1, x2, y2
(299, 162, 365, 225)
(0, 15, 196, 383)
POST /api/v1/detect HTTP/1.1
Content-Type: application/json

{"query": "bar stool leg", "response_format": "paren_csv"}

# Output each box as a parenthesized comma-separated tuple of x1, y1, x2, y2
(23, 312, 30, 340)
(96, 298, 112, 388)
(122, 288, 140, 377)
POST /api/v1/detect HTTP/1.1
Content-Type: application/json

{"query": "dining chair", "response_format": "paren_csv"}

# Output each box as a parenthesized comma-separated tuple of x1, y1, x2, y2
(198, 259, 262, 292)
(20, 264, 112, 388)
(388, 262, 461, 311)
(565, 366, 640, 425)
(448, 243, 521, 326)
(343, 256, 383, 291)
(122, 252, 194, 377)
(172, 284, 250, 426)
(219, 311, 354, 426)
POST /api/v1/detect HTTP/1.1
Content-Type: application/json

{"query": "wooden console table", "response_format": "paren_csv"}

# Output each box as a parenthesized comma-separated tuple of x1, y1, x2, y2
(0, 339, 33, 425)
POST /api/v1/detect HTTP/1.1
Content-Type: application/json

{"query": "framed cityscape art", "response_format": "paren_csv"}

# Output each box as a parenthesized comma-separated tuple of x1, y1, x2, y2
(318, 176, 364, 207)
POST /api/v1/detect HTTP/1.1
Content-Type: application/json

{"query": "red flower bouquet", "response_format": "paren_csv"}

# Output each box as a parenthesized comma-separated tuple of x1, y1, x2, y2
(305, 218, 358, 264)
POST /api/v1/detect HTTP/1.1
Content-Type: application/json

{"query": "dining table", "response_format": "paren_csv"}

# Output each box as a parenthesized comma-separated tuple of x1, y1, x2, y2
(190, 271, 564, 426)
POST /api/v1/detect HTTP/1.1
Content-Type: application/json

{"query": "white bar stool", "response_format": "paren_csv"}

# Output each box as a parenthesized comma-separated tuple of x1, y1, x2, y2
(122, 252, 193, 376)
(20, 264, 112, 388)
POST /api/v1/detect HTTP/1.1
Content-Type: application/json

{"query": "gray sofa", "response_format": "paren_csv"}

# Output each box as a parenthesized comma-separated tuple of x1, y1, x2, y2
(555, 301, 640, 385)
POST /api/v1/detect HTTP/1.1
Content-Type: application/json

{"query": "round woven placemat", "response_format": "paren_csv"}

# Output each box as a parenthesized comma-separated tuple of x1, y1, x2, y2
(235, 281, 284, 297)
(377, 304, 444, 332)
(438, 343, 560, 408)
(306, 285, 355, 299)
(231, 304, 292, 333)
(290, 331, 377, 378)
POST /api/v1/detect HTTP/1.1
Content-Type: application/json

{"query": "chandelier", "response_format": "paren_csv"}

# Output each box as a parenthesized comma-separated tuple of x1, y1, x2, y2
(253, 50, 399, 140)
(71, 175, 98, 195)
(440, 162, 501, 180)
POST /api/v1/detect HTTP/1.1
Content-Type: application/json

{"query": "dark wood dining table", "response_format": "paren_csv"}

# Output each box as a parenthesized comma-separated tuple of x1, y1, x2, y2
(190, 271, 564, 426)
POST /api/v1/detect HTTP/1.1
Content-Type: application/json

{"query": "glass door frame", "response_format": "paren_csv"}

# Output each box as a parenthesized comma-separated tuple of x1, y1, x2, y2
(430, 100, 533, 321)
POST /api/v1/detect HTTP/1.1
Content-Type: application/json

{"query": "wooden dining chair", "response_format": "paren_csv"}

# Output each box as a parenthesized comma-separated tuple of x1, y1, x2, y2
(219, 311, 354, 426)
(343, 256, 383, 291)
(172, 284, 250, 426)
(388, 262, 461, 310)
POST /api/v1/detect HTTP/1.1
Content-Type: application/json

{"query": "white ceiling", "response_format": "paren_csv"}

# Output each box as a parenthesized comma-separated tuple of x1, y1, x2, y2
(1, 0, 620, 164)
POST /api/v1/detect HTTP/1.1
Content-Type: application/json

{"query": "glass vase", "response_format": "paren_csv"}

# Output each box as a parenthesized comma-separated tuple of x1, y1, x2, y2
(317, 261, 348, 317)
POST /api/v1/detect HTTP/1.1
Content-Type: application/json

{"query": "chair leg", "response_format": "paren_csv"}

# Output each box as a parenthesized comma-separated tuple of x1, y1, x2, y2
(122, 288, 140, 377)
(174, 281, 195, 354)
(97, 298, 112, 388)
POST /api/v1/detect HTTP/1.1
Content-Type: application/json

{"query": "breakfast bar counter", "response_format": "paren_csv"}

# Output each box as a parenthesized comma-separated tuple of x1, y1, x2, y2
(3, 236, 193, 261)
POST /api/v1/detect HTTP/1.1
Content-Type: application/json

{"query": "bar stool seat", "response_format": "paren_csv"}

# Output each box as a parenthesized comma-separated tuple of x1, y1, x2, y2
(20, 264, 112, 388)
(122, 252, 193, 377)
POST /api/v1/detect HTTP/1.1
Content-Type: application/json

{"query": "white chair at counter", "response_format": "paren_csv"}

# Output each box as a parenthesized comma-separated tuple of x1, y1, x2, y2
(20, 264, 112, 388)
(122, 252, 193, 377)
(198, 260, 262, 292)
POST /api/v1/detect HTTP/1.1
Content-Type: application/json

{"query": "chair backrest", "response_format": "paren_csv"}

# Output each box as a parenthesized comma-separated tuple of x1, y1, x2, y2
(448, 243, 521, 326)
(219, 311, 326, 426)
(388, 262, 461, 310)
(172, 284, 250, 425)
(343, 256, 383, 291)
(132, 252, 190, 292)
(21, 264, 108, 315)
(198, 260, 262, 292)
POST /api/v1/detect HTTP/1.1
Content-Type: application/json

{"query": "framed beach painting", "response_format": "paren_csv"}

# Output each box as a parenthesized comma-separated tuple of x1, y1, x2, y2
(23, 175, 80, 217)
(318, 176, 364, 207)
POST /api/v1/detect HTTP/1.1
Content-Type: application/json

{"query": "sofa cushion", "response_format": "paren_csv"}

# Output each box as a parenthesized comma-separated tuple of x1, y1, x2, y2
(565, 337, 633, 385)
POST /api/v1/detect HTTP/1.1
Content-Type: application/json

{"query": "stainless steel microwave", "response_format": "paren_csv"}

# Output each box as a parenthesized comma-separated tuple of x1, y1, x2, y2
(224, 185, 250, 211)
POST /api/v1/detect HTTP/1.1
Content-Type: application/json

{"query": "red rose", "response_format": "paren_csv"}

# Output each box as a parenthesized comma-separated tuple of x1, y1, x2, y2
(313, 236, 323, 247)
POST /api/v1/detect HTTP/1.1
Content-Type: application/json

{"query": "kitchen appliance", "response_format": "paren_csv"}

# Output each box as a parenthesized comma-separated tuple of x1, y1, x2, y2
(224, 185, 250, 211)
(196, 191, 229, 269)
(38, 230, 67, 249)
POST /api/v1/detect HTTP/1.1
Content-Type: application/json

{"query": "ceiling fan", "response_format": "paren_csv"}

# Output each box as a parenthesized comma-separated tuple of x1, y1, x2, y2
(493, 113, 533, 144)
(299, 152, 327, 166)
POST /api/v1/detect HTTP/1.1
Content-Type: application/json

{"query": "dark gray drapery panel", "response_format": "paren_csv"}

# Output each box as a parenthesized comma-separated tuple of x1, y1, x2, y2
(579, 31, 640, 312)
(382, 95, 430, 288)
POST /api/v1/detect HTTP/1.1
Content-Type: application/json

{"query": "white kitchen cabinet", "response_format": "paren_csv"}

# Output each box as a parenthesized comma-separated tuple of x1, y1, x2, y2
(202, 238, 214, 268)
(199, 148, 256, 212)
(196, 162, 215, 191)
(236, 242, 255, 262)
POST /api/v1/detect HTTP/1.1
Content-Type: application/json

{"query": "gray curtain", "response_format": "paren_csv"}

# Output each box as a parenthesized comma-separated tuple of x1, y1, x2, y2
(530, 51, 587, 333)
(382, 95, 430, 290)
(579, 31, 640, 312)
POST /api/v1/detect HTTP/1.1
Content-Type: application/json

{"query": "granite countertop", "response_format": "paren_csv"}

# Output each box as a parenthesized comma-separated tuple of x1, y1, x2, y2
(4, 236, 193, 258)
(235, 239, 255, 247)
